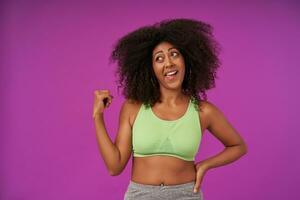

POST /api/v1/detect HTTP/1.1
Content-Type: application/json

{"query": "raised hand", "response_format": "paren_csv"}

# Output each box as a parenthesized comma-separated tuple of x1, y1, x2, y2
(93, 89, 114, 118)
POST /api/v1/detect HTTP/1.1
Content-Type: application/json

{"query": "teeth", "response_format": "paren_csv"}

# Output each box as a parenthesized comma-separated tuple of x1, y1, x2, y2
(166, 71, 177, 76)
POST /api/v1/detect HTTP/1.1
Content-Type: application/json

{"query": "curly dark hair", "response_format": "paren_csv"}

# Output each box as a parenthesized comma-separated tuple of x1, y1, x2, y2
(110, 18, 221, 108)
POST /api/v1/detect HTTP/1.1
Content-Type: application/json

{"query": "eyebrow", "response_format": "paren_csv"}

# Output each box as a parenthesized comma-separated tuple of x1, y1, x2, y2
(153, 47, 178, 56)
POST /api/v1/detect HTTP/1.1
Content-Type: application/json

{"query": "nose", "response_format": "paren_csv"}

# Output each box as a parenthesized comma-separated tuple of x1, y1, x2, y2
(164, 55, 174, 68)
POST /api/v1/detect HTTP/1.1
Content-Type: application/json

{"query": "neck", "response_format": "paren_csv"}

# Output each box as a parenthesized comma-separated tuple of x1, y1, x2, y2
(159, 87, 188, 106)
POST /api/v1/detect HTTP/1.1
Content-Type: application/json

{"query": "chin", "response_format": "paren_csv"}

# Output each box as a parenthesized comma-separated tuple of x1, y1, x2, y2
(163, 82, 184, 90)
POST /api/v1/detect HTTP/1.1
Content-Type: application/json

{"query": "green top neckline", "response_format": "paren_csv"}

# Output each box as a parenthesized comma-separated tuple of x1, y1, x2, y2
(148, 98, 192, 123)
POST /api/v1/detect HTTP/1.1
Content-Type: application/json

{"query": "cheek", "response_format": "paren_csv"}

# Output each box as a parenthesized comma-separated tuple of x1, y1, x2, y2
(180, 63, 186, 75)
(152, 69, 161, 82)
(180, 69, 186, 80)
(152, 66, 158, 76)
(152, 64, 163, 76)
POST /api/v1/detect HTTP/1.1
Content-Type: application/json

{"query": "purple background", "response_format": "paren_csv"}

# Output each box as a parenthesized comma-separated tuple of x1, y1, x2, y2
(1, 0, 299, 199)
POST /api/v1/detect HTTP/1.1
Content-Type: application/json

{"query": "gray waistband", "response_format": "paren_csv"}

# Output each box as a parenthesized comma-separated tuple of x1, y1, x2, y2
(128, 180, 196, 190)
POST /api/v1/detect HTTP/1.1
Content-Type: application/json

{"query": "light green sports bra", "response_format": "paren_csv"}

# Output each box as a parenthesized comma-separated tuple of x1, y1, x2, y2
(132, 97, 202, 161)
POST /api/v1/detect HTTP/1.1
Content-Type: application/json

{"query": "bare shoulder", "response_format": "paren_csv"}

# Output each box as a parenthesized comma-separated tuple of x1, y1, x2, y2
(197, 100, 221, 132)
(199, 100, 220, 116)
(121, 99, 143, 127)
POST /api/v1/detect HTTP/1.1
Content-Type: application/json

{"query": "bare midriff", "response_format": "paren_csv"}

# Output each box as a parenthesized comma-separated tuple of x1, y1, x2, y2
(131, 155, 196, 186)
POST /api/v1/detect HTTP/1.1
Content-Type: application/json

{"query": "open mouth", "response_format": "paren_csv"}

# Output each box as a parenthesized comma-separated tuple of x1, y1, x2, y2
(164, 70, 178, 76)
(164, 70, 178, 80)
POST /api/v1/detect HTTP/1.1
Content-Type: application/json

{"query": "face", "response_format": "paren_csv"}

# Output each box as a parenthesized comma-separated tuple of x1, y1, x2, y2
(152, 41, 185, 90)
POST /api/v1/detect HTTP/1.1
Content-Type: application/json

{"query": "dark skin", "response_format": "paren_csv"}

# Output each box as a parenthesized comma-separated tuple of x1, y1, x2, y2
(93, 41, 247, 194)
(127, 97, 208, 188)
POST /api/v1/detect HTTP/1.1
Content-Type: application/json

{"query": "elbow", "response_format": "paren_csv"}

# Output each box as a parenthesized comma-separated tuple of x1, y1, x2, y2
(109, 171, 119, 176)
(108, 168, 122, 176)
(108, 166, 122, 176)
(241, 142, 248, 155)
(108, 170, 119, 176)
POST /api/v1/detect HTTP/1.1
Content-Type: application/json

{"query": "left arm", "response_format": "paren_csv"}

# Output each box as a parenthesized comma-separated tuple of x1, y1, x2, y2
(198, 101, 247, 171)
(193, 101, 247, 192)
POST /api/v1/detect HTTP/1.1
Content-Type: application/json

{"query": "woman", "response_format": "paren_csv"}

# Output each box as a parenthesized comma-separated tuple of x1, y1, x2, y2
(93, 18, 247, 200)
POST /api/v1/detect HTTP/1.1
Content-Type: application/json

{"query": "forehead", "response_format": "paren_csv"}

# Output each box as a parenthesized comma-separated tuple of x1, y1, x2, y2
(152, 41, 177, 54)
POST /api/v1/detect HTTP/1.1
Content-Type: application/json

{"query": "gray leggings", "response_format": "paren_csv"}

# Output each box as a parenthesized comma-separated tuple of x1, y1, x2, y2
(124, 180, 203, 200)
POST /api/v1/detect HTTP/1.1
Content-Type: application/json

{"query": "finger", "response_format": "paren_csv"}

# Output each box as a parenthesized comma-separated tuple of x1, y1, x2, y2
(193, 179, 200, 193)
(106, 94, 114, 102)
(194, 173, 200, 193)
(102, 96, 111, 104)
(103, 97, 109, 106)
(194, 174, 203, 193)
(101, 92, 113, 100)
(94, 90, 106, 97)
(101, 90, 110, 93)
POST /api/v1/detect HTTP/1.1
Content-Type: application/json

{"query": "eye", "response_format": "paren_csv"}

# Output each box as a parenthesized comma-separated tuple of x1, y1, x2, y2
(155, 56, 163, 62)
(171, 51, 179, 57)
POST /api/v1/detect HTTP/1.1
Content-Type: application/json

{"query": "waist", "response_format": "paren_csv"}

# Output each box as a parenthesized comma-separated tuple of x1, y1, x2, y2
(131, 156, 196, 185)
(128, 179, 196, 188)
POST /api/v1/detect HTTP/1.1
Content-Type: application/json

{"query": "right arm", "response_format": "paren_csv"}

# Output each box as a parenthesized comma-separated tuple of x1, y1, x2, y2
(93, 90, 133, 176)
